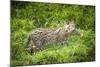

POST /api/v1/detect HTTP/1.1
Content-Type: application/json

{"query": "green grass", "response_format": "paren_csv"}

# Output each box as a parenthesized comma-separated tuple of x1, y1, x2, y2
(11, 1, 95, 66)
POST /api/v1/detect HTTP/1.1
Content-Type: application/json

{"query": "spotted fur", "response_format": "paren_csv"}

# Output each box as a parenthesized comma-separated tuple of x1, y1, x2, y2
(26, 21, 80, 53)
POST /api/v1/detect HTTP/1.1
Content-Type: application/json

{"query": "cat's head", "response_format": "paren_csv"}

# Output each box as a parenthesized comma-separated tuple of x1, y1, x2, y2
(64, 21, 81, 35)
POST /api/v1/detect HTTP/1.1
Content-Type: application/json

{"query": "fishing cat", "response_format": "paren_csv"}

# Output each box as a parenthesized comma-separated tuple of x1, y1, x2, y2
(26, 21, 80, 53)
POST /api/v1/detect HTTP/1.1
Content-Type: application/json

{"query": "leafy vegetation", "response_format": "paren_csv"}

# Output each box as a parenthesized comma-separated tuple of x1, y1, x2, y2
(11, 1, 95, 66)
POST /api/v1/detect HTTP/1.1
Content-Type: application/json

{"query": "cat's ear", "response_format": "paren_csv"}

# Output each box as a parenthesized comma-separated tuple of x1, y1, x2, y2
(64, 21, 69, 25)
(69, 20, 75, 24)
(64, 21, 69, 29)
(64, 21, 69, 26)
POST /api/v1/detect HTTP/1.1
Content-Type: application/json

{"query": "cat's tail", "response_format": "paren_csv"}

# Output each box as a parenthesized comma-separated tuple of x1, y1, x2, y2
(25, 35, 31, 48)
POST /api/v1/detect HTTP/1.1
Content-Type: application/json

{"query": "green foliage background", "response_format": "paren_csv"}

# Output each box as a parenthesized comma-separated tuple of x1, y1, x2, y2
(11, 1, 95, 66)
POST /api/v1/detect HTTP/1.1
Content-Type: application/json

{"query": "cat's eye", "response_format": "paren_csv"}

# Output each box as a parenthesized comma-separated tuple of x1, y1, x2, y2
(66, 30, 68, 32)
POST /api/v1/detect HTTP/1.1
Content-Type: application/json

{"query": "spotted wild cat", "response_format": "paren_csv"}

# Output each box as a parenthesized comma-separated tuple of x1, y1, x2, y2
(26, 21, 80, 53)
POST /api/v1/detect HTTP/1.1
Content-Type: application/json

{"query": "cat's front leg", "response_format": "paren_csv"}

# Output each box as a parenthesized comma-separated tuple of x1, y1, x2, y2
(60, 41, 65, 45)
(60, 40, 68, 46)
